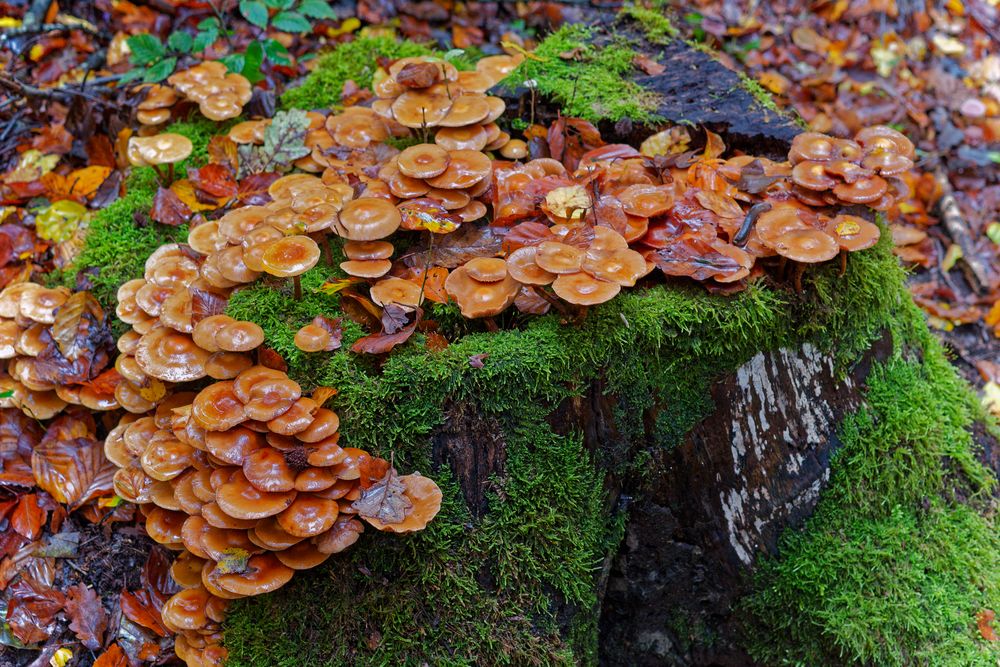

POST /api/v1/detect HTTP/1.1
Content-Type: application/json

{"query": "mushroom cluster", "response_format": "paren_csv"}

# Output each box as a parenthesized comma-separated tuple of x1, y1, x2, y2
(0, 283, 117, 418)
(167, 61, 253, 122)
(788, 126, 915, 210)
(136, 83, 179, 126)
(105, 371, 442, 666)
(114, 243, 266, 414)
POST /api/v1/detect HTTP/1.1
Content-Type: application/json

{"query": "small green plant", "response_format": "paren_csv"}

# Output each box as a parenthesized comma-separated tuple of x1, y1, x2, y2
(122, 0, 336, 85)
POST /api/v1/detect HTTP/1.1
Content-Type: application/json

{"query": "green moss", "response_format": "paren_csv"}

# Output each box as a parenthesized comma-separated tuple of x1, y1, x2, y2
(280, 37, 435, 111)
(742, 318, 999, 666)
(504, 25, 663, 123)
(619, 4, 679, 44)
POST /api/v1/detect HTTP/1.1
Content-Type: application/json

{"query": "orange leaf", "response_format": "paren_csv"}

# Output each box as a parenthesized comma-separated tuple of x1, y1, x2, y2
(32, 434, 116, 508)
(120, 589, 169, 637)
(694, 190, 744, 219)
(425, 331, 449, 352)
(81, 368, 123, 397)
(94, 644, 128, 667)
(41, 166, 113, 201)
(978, 609, 998, 641)
(407, 266, 449, 304)
(11, 494, 46, 539)
(169, 179, 224, 213)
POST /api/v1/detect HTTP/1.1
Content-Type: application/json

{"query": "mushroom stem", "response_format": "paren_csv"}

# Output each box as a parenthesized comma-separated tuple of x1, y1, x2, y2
(417, 231, 434, 306)
(167, 162, 175, 185)
(793, 262, 805, 294)
(529, 285, 570, 316)
(483, 317, 499, 332)
(776, 255, 787, 279)
(572, 306, 589, 325)
(319, 234, 333, 266)
(838, 249, 847, 277)
(150, 163, 166, 184)
(293, 275, 302, 301)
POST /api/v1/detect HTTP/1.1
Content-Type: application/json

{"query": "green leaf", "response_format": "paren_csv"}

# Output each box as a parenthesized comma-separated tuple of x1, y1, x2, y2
(192, 27, 218, 53)
(0, 389, 13, 399)
(263, 38, 291, 65)
(443, 48, 465, 62)
(117, 67, 147, 85)
(126, 34, 165, 66)
(167, 31, 193, 54)
(271, 11, 311, 33)
(143, 57, 177, 83)
(987, 222, 1000, 245)
(298, 0, 336, 19)
(240, 109, 310, 175)
(265, 0, 294, 8)
(242, 40, 265, 84)
(197, 17, 221, 30)
(219, 53, 246, 74)
(240, 0, 270, 29)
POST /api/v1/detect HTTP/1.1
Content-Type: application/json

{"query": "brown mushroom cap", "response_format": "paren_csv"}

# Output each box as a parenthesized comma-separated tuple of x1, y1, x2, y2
(217, 469, 297, 519)
(128, 133, 194, 166)
(277, 494, 340, 537)
(192, 381, 246, 431)
(424, 150, 492, 190)
(582, 248, 647, 287)
(233, 366, 302, 422)
(250, 516, 305, 550)
(463, 258, 508, 282)
(136, 329, 210, 382)
(499, 139, 528, 160)
(773, 229, 840, 263)
(210, 553, 294, 597)
(397, 144, 451, 179)
(145, 507, 187, 546)
(274, 540, 333, 570)
(619, 184, 675, 218)
(444, 264, 520, 318)
(755, 207, 814, 248)
(855, 125, 915, 159)
(337, 198, 402, 241)
(534, 242, 585, 274)
(435, 125, 489, 151)
(296, 408, 340, 444)
(343, 241, 394, 261)
(267, 397, 318, 435)
(860, 150, 913, 176)
(161, 587, 211, 632)
(137, 108, 171, 125)
(228, 119, 270, 145)
(140, 436, 195, 481)
(205, 351, 254, 380)
(216, 320, 265, 353)
(475, 54, 524, 84)
(438, 94, 491, 127)
(293, 324, 332, 353)
(825, 215, 881, 252)
(259, 236, 320, 278)
(551, 272, 621, 305)
(370, 277, 424, 309)
(315, 516, 365, 553)
(791, 161, 837, 190)
(362, 473, 442, 533)
(204, 426, 264, 466)
(788, 132, 838, 163)
(832, 174, 888, 203)
(505, 247, 556, 285)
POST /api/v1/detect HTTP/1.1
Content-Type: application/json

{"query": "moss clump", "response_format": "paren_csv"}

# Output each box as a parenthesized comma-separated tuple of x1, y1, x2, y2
(619, 4, 679, 44)
(280, 37, 435, 111)
(742, 319, 1000, 666)
(505, 24, 663, 123)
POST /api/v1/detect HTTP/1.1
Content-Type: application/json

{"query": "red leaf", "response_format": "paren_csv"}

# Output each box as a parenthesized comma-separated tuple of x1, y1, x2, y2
(6, 575, 65, 644)
(238, 172, 281, 206)
(150, 187, 191, 227)
(142, 546, 180, 608)
(189, 284, 229, 323)
(547, 116, 567, 163)
(32, 435, 116, 508)
(65, 583, 107, 649)
(190, 163, 238, 200)
(119, 588, 169, 637)
(258, 346, 288, 372)
(31, 124, 74, 154)
(94, 644, 128, 667)
(352, 308, 422, 355)
(207, 136, 239, 175)
(11, 493, 46, 539)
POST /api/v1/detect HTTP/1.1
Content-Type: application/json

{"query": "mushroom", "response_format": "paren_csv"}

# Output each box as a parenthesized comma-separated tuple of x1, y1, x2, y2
(259, 236, 320, 300)
(361, 473, 442, 533)
(499, 139, 528, 160)
(772, 228, 840, 292)
(127, 134, 193, 184)
(397, 144, 450, 179)
(337, 198, 402, 242)
(825, 214, 881, 274)
(444, 258, 520, 319)
(135, 329, 210, 382)
(370, 277, 424, 310)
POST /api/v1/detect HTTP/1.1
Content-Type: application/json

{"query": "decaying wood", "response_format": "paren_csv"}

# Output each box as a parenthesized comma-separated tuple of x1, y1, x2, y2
(934, 168, 991, 293)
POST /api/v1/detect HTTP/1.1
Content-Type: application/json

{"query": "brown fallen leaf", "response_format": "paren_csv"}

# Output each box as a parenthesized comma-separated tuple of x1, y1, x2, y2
(150, 186, 191, 227)
(119, 588, 170, 637)
(633, 54, 666, 75)
(65, 583, 107, 649)
(93, 643, 128, 667)
(11, 493, 46, 539)
(977, 609, 998, 641)
(352, 467, 412, 523)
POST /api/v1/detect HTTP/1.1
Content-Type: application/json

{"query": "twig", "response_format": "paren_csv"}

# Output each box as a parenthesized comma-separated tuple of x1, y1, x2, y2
(0, 73, 111, 106)
(933, 168, 990, 294)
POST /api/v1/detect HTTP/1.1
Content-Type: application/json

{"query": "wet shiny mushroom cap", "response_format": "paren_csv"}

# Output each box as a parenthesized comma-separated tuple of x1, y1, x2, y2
(444, 263, 520, 318)
(506, 246, 557, 285)
(499, 139, 528, 160)
(582, 248, 648, 287)
(192, 381, 246, 431)
(755, 206, 814, 249)
(619, 184, 675, 218)
(832, 174, 888, 204)
(337, 198, 402, 241)
(825, 215, 881, 252)
(424, 150, 492, 190)
(435, 125, 489, 151)
(361, 474, 443, 533)
(128, 133, 194, 166)
(259, 236, 321, 278)
(339, 259, 393, 279)
(772, 228, 840, 263)
(343, 240, 394, 261)
(209, 552, 294, 597)
(135, 329, 211, 382)
(370, 277, 424, 309)
(391, 90, 452, 128)
(788, 132, 838, 163)
(397, 144, 451, 179)
(791, 161, 837, 191)
(294, 324, 332, 353)
(855, 125, 915, 159)
(551, 272, 621, 306)
(535, 241, 585, 274)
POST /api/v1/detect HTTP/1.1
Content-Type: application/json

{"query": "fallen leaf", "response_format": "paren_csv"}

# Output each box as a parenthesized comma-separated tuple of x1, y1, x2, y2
(119, 588, 169, 637)
(189, 163, 238, 200)
(41, 166, 112, 201)
(150, 186, 191, 226)
(352, 308, 422, 355)
(207, 136, 239, 175)
(6, 575, 65, 644)
(633, 54, 666, 75)
(65, 583, 107, 649)
(425, 331, 449, 351)
(977, 609, 997, 641)
(311, 386, 338, 407)
(258, 346, 288, 372)
(32, 434, 116, 508)
(11, 493, 46, 539)
(418, 224, 502, 268)
(317, 277, 365, 295)
(93, 644, 128, 667)
(51, 291, 106, 360)
(351, 467, 412, 523)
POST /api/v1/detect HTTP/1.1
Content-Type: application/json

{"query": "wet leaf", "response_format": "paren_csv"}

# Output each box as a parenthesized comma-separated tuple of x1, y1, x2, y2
(94, 644, 127, 667)
(11, 494, 46, 539)
(237, 172, 281, 205)
(420, 224, 502, 268)
(119, 589, 169, 637)
(398, 198, 461, 233)
(468, 353, 489, 368)
(32, 434, 116, 508)
(216, 547, 250, 574)
(311, 386, 338, 407)
(425, 331, 449, 352)
(51, 291, 105, 360)
(207, 135, 239, 175)
(317, 277, 365, 295)
(6, 575, 65, 644)
(258, 346, 288, 372)
(352, 467, 412, 523)
(352, 308, 422, 355)
(189, 284, 229, 323)
(150, 186, 191, 226)
(65, 583, 106, 649)
(41, 166, 112, 201)
(633, 53, 666, 75)
(189, 163, 238, 201)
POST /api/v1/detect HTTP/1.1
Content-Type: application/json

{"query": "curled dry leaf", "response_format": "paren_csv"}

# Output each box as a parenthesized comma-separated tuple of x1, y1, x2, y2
(352, 467, 412, 523)
(65, 583, 107, 650)
(93, 644, 128, 667)
(119, 588, 170, 637)
(32, 433, 116, 508)
(150, 186, 191, 227)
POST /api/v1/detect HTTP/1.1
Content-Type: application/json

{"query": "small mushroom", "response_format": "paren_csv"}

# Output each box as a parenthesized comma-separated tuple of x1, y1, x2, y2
(444, 259, 520, 319)
(361, 473, 442, 533)
(127, 134, 193, 184)
(259, 236, 320, 300)
(337, 198, 402, 241)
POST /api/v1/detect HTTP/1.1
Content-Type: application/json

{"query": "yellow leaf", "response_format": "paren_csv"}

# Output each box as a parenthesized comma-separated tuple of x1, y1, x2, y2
(170, 179, 220, 213)
(139, 378, 167, 403)
(36, 200, 88, 243)
(50, 648, 73, 667)
(3, 150, 59, 183)
(0, 17, 22, 28)
(42, 165, 112, 201)
(98, 495, 124, 508)
(640, 126, 691, 157)
(941, 243, 963, 272)
(328, 17, 360, 37)
(317, 277, 364, 295)
(759, 70, 790, 95)
(984, 300, 1000, 328)
(544, 186, 591, 221)
(501, 41, 546, 62)
(835, 219, 862, 237)
(983, 381, 1000, 417)
(216, 547, 250, 574)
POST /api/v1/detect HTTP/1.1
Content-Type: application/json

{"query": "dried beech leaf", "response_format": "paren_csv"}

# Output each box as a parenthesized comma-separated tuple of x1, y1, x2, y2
(32, 436, 116, 508)
(51, 291, 105, 360)
(11, 493, 46, 539)
(150, 186, 191, 227)
(94, 644, 128, 667)
(119, 588, 169, 637)
(352, 467, 412, 523)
